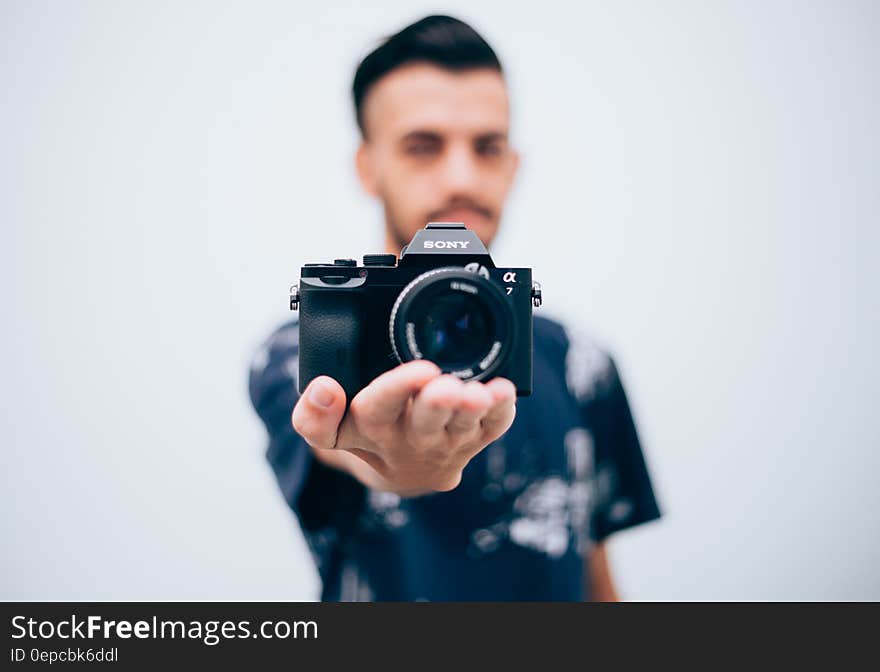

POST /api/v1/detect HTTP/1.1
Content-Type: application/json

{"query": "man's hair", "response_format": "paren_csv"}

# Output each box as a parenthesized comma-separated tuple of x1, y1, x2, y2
(352, 15, 503, 137)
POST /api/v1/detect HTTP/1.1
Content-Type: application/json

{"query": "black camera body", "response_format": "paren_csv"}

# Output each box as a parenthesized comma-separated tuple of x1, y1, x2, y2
(290, 222, 542, 401)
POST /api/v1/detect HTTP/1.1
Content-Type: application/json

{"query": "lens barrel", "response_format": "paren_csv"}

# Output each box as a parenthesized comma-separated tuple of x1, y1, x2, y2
(389, 267, 514, 381)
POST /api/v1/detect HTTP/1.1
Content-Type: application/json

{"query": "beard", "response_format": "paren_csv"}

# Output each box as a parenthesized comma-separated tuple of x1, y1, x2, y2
(382, 196, 498, 252)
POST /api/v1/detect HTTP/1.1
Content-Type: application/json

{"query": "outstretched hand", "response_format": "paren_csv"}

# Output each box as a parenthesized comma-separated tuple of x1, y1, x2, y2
(292, 361, 517, 496)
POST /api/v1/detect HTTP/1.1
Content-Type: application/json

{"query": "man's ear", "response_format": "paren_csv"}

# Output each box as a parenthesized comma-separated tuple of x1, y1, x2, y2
(507, 147, 521, 188)
(355, 142, 378, 197)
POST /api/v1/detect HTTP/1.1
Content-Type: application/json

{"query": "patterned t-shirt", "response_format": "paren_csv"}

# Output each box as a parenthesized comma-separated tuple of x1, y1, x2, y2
(248, 315, 661, 601)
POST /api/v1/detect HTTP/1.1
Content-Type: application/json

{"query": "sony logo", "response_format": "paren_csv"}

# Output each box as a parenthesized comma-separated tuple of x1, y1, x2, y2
(423, 240, 470, 249)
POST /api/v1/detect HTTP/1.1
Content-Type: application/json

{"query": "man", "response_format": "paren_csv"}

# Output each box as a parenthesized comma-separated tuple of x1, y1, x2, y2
(249, 15, 661, 601)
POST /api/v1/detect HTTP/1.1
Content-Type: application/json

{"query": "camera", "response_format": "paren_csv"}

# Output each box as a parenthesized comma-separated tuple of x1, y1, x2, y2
(290, 222, 542, 401)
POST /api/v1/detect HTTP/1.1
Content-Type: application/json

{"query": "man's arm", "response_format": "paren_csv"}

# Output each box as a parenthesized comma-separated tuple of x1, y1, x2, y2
(562, 328, 661, 600)
(586, 542, 620, 602)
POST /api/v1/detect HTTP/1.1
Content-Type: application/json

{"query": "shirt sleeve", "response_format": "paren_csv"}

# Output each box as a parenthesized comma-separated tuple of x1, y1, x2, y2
(563, 326, 662, 543)
(247, 321, 366, 549)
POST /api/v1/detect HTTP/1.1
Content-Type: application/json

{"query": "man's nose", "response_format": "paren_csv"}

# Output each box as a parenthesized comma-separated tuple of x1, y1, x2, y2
(438, 145, 480, 193)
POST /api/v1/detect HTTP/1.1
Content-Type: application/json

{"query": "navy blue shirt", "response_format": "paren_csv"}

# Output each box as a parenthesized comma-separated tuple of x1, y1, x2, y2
(249, 315, 661, 601)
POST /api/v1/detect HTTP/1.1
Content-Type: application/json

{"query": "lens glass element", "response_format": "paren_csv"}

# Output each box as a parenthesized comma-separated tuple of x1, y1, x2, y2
(417, 292, 492, 369)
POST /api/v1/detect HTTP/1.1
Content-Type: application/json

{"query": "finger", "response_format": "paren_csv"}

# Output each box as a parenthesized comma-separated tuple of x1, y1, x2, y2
(351, 360, 441, 426)
(291, 376, 347, 450)
(446, 380, 494, 436)
(410, 374, 462, 435)
(479, 377, 517, 441)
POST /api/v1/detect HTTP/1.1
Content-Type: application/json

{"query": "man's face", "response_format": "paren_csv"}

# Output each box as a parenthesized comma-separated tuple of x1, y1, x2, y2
(356, 62, 519, 251)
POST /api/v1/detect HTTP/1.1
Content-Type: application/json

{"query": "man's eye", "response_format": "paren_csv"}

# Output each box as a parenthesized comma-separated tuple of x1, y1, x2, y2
(406, 143, 439, 155)
(477, 143, 504, 157)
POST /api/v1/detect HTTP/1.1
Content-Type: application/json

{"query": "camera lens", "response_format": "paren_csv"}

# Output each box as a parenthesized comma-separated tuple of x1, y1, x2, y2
(389, 267, 514, 380)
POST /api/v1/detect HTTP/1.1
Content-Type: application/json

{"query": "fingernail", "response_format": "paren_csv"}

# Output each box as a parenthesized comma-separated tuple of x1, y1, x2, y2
(309, 380, 334, 408)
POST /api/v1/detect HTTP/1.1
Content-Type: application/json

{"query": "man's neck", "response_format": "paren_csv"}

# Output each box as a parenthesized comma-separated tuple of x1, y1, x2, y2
(384, 230, 403, 256)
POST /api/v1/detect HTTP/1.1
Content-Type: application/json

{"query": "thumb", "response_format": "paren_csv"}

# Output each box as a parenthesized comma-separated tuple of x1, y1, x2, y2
(292, 376, 347, 450)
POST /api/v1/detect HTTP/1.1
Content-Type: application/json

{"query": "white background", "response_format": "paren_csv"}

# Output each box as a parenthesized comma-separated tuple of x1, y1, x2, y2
(2, 0, 878, 600)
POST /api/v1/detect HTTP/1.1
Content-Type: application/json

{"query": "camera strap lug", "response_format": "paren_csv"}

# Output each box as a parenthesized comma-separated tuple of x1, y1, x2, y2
(531, 281, 542, 308)
(289, 284, 300, 311)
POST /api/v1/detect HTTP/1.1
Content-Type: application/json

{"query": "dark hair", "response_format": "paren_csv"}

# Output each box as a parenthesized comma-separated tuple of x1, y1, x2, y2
(352, 15, 503, 137)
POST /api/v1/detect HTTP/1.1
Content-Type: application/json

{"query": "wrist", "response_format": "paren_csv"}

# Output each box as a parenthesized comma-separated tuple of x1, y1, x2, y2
(310, 443, 433, 497)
